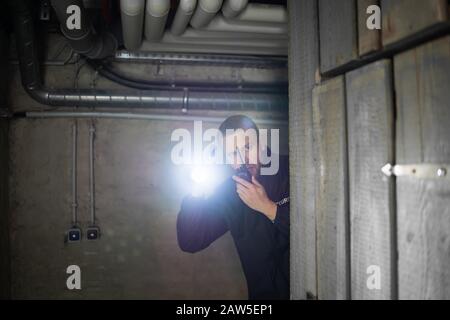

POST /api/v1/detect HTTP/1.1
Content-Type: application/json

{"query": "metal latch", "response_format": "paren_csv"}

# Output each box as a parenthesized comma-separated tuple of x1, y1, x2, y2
(382, 163, 448, 179)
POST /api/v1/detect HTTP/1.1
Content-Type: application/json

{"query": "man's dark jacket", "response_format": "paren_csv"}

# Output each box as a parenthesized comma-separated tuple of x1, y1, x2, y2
(176, 155, 290, 300)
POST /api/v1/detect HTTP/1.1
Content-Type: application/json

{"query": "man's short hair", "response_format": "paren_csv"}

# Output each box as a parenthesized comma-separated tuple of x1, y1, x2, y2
(219, 115, 259, 135)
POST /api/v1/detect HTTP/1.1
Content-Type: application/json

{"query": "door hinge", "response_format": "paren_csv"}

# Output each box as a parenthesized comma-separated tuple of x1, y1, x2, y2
(381, 163, 449, 179)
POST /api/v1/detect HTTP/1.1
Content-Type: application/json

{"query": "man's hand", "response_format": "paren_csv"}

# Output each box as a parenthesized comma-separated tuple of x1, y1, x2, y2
(232, 175, 277, 222)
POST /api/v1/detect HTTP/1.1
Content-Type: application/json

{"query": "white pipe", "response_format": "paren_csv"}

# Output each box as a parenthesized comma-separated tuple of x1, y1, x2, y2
(71, 122, 78, 225)
(159, 32, 286, 48)
(201, 15, 286, 34)
(120, 0, 145, 50)
(145, 0, 170, 41)
(26, 112, 288, 126)
(190, 0, 223, 29)
(234, 3, 287, 23)
(169, 28, 287, 40)
(138, 40, 287, 55)
(89, 123, 96, 225)
(221, 0, 248, 18)
(171, 0, 197, 36)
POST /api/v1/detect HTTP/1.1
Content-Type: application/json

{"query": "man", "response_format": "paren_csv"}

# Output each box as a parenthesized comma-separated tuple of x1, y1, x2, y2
(176, 115, 289, 300)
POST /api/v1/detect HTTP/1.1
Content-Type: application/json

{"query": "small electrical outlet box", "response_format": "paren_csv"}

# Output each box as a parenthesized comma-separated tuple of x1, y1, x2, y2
(67, 227, 82, 243)
(86, 226, 100, 240)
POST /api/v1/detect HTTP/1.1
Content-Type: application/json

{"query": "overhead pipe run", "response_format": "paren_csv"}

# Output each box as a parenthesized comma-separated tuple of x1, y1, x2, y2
(50, 0, 117, 59)
(190, 0, 223, 29)
(113, 51, 288, 68)
(120, 0, 146, 50)
(145, 0, 171, 41)
(171, 0, 197, 36)
(10, 0, 286, 110)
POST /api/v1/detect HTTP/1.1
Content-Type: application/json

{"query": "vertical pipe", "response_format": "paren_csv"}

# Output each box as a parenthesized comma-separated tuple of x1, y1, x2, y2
(145, 0, 171, 41)
(190, 0, 223, 29)
(89, 123, 96, 225)
(72, 122, 78, 225)
(120, 0, 146, 50)
(171, 0, 197, 36)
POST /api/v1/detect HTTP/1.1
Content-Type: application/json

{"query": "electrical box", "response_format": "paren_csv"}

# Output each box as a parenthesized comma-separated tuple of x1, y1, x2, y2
(86, 226, 100, 240)
(67, 227, 82, 243)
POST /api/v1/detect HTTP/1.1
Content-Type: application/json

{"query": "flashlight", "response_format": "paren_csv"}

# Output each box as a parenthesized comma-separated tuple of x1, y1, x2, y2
(235, 148, 252, 182)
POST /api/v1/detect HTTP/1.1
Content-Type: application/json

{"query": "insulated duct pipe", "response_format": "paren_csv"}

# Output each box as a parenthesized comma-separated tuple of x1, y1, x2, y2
(171, 0, 197, 36)
(190, 0, 223, 29)
(10, 0, 286, 110)
(145, 0, 170, 41)
(120, 0, 145, 50)
(221, 0, 248, 18)
(50, 0, 117, 59)
(234, 4, 287, 23)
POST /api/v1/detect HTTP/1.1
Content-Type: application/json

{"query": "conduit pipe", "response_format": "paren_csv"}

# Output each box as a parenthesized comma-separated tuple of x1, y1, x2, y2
(221, 0, 248, 18)
(25, 112, 288, 126)
(145, 0, 171, 41)
(190, 0, 223, 29)
(120, 0, 145, 50)
(113, 51, 288, 68)
(71, 123, 78, 226)
(171, 0, 197, 36)
(89, 123, 96, 226)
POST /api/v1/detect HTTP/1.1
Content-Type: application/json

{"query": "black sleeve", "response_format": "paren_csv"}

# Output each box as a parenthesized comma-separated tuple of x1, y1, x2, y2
(176, 180, 235, 253)
(273, 201, 289, 238)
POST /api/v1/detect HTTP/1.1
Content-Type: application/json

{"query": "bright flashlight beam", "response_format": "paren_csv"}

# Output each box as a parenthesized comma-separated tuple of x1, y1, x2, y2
(191, 167, 210, 185)
(190, 166, 219, 197)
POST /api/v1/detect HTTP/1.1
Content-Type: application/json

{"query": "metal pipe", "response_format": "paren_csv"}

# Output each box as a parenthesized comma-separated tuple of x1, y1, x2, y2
(171, 0, 197, 36)
(25, 112, 288, 126)
(113, 51, 287, 68)
(89, 123, 96, 225)
(71, 122, 78, 225)
(120, 0, 145, 50)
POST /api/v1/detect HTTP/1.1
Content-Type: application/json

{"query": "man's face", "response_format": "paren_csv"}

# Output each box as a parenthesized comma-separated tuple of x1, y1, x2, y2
(224, 130, 260, 177)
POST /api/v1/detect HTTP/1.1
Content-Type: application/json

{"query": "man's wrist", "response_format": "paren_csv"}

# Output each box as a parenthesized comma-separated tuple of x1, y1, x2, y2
(263, 200, 277, 222)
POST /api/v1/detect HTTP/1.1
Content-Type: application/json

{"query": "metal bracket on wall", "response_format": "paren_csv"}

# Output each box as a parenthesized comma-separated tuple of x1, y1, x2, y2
(382, 163, 449, 180)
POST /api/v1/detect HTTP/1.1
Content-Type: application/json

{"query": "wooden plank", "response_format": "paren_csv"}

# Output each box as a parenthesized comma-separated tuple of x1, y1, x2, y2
(312, 77, 350, 300)
(358, 0, 381, 56)
(0, 24, 11, 299)
(394, 36, 450, 300)
(319, 0, 358, 74)
(382, 0, 449, 47)
(288, 0, 320, 299)
(346, 59, 395, 299)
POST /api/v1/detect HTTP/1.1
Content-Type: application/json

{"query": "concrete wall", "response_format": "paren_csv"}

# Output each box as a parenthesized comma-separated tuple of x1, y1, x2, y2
(8, 117, 287, 300)
(7, 34, 288, 299)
